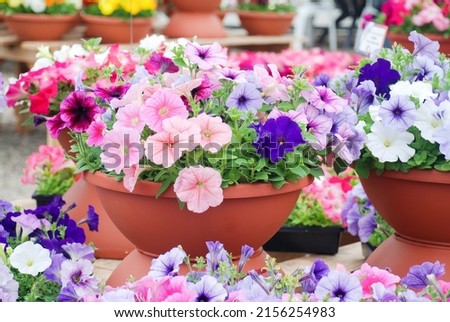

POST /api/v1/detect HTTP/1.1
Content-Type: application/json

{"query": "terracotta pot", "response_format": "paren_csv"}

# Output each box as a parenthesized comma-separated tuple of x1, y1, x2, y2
(81, 14, 153, 43)
(4, 13, 78, 41)
(388, 32, 450, 56)
(237, 11, 296, 36)
(85, 171, 313, 286)
(163, 0, 226, 38)
(360, 170, 450, 278)
(57, 131, 134, 259)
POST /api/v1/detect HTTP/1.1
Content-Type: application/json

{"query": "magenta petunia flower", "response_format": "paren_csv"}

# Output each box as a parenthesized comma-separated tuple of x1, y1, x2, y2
(173, 166, 223, 213)
(302, 86, 347, 113)
(192, 113, 232, 153)
(184, 42, 227, 71)
(353, 263, 401, 298)
(94, 83, 131, 102)
(142, 89, 188, 132)
(86, 114, 106, 147)
(59, 91, 103, 133)
(144, 51, 179, 75)
(46, 113, 66, 138)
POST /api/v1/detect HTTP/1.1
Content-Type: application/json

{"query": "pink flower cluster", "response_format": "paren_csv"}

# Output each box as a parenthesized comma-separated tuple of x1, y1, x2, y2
(21, 145, 74, 185)
(228, 48, 361, 80)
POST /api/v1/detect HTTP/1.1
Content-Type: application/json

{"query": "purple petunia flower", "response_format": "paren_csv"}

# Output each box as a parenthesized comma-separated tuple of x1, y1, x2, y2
(409, 30, 440, 60)
(412, 56, 444, 81)
(59, 91, 103, 133)
(301, 259, 330, 293)
(313, 73, 331, 87)
(184, 42, 227, 71)
(351, 80, 377, 114)
(315, 270, 363, 302)
(0, 200, 13, 216)
(60, 259, 98, 297)
(144, 51, 179, 75)
(358, 58, 401, 99)
(62, 242, 95, 262)
(77, 205, 99, 232)
(252, 116, 304, 163)
(401, 261, 446, 289)
(206, 241, 231, 272)
(46, 113, 66, 138)
(44, 253, 66, 283)
(357, 212, 377, 243)
(190, 275, 227, 302)
(226, 83, 263, 115)
(148, 247, 187, 278)
(94, 84, 131, 102)
(433, 122, 450, 160)
(238, 245, 255, 273)
(58, 283, 82, 302)
(379, 95, 416, 130)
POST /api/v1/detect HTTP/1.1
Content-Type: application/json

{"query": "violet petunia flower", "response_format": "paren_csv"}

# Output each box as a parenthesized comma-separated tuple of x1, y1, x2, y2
(379, 95, 416, 130)
(144, 51, 179, 75)
(148, 247, 187, 278)
(77, 205, 99, 232)
(315, 270, 363, 302)
(206, 241, 230, 272)
(60, 259, 98, 297)
(412, 56, 444, 81)
(238, 245, 255, 273)
(0, 200, 13, 216)
(59, 91, 103, 133)
(94, 84, 131, 102)
(301, 259, 330, 293)
(433, 122, 450, 160)
(358, 58, 401, 99)
(357, 212, 377, 243)
(252, 116, 305, 163)
(351, 80, 377, 114)
(313, 73, 331, 87)
(43, 253, 66, 283)
(190, 275, 227, 302)
(226, 83, 263, 115)
(184, 42, 227, 71)
(62, 242, 95, 262)
(409, 30, 440, 60)
(401, 261, 446, 289)
(302, 86, 347, 113)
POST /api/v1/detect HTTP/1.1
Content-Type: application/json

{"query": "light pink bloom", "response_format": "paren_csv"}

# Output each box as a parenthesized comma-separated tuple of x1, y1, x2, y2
(100, 127, 142, 174)
(353, 263, 401, 298)
(86, 115, 107, 147)
(184, 42, 227, 71)
(302, 86, 346, 113)
(142, 89, 188, 132)
(110, 81, 161, 109)
(145, 117, 200, 167)
(123, 164, 145, 192)
(192, 113, 232, 153)
(173, 166, 224, 213)
(253, 64, 290, 103)
(115, 102, 147, 132)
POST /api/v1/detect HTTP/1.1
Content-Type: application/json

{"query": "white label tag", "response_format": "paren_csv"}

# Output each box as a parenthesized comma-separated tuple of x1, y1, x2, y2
(355, 22, 388, 56)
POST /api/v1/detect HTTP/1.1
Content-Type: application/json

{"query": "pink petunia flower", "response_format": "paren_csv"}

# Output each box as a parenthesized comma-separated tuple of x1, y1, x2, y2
(142, 89, 188, 132)
(100, 127, 142, 174)
(86, 115, 107, 147)
(133, 276, 197, 302)
(173, 166, 224, 213)
(114, 102, 147, 132)
(144, 117, 200, 167)
(353, 263, 401, 298)
(123, 164, 145, 192)
(184, 42, 227, 71)
(302, 86, 346, 113)
(192, 113, 232, 153)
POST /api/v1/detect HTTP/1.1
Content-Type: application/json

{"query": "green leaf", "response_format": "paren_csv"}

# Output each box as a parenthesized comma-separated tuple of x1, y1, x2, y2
(156, 180, 172, 199)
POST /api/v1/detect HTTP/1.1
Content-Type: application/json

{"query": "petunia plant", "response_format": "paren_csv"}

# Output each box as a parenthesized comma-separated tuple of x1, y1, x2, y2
(0, 197, 99, 302)
(324, 31, 450, 177)
(63, 38, 363, 213)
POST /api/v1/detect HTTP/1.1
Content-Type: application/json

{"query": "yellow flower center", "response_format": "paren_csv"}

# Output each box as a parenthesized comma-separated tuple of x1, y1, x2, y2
(159, 107, 169, 116)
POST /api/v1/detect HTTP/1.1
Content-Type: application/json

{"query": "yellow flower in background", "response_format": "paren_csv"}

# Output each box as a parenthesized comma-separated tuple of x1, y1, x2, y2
(98, 0, 120, 15)
(120, 0, 141, 15)
(7, 0, 23, 8)
(140, 0, 157, 11)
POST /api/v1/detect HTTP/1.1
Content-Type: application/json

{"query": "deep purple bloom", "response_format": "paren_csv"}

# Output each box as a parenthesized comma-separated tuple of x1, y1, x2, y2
(191, 275, 227, 302)
(401, 261, 446, 289)
(358, 58, 401, 99)
(409, 30, 440, 60)
(33, 115, 47, 127)
(315, 270, 363, 302)
(148, 247, 186, 278)
(313, 73, 331, 87)
(77, 205, 99, 232)
(301, 259, 330, 293)
(59, 90, 103, 133)
(238, 245, 255, 273)
(94, 84, 131, 102)
(252, 116, 304, 163)
(351, 80, 377, 114)
(144, 51, 179, 75)
(226, 83, 263, 114)
(379, 95, 416, 130)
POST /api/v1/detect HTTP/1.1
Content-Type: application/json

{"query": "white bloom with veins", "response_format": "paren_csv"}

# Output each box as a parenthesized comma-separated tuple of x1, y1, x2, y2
(9, 241, 51, 276)
(415, 99, 450, 143)
(390, 81, 437, 103)
(366, 122, 415, 163)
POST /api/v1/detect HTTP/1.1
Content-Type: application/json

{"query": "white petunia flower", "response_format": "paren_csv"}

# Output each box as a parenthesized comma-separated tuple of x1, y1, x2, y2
(24, 0, 46, 13)
(390, 80, 437, 103)
(366, 122, 415, 163)
(9, 241, 51, 276)
(139, 35, 167, 52)
(415, 99, 450, 143)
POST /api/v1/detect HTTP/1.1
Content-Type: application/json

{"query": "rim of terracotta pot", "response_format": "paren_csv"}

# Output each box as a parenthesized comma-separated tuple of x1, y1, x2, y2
(368, 169, 450, 185)
(80, 13, 152, 25)
(388, 31, 449, 41)
(4, 13, 78, 21)
(84, 170, 313, 199)
(172, 0, 222, 13)
(236, 10, 296, 19)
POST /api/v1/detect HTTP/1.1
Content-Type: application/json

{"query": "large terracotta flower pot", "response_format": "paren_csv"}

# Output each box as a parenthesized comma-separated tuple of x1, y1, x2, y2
(85, 171, 313, 286)
(4, 13, 78, 41)
(163, 0, 226, 38)
(57, 130, 134, 259)
(388, 32, 450, 56)
(359, 170, 450, 278)
(81, 14, 153, 43)
(237, 11, 296, 36)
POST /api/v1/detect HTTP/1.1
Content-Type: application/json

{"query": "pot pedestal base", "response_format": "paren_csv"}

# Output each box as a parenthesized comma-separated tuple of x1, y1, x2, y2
(106, 247, 268, 287)
(163, 12, 226, 38)
(366, 234, 450, 279)
(63, 178, 134, 260)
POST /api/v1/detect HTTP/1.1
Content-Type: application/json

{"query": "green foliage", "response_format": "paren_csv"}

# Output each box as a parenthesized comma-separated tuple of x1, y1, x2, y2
(284, 194, 338, 228)
(238, 3, 296, 13)
(36, 167, 76, 195)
